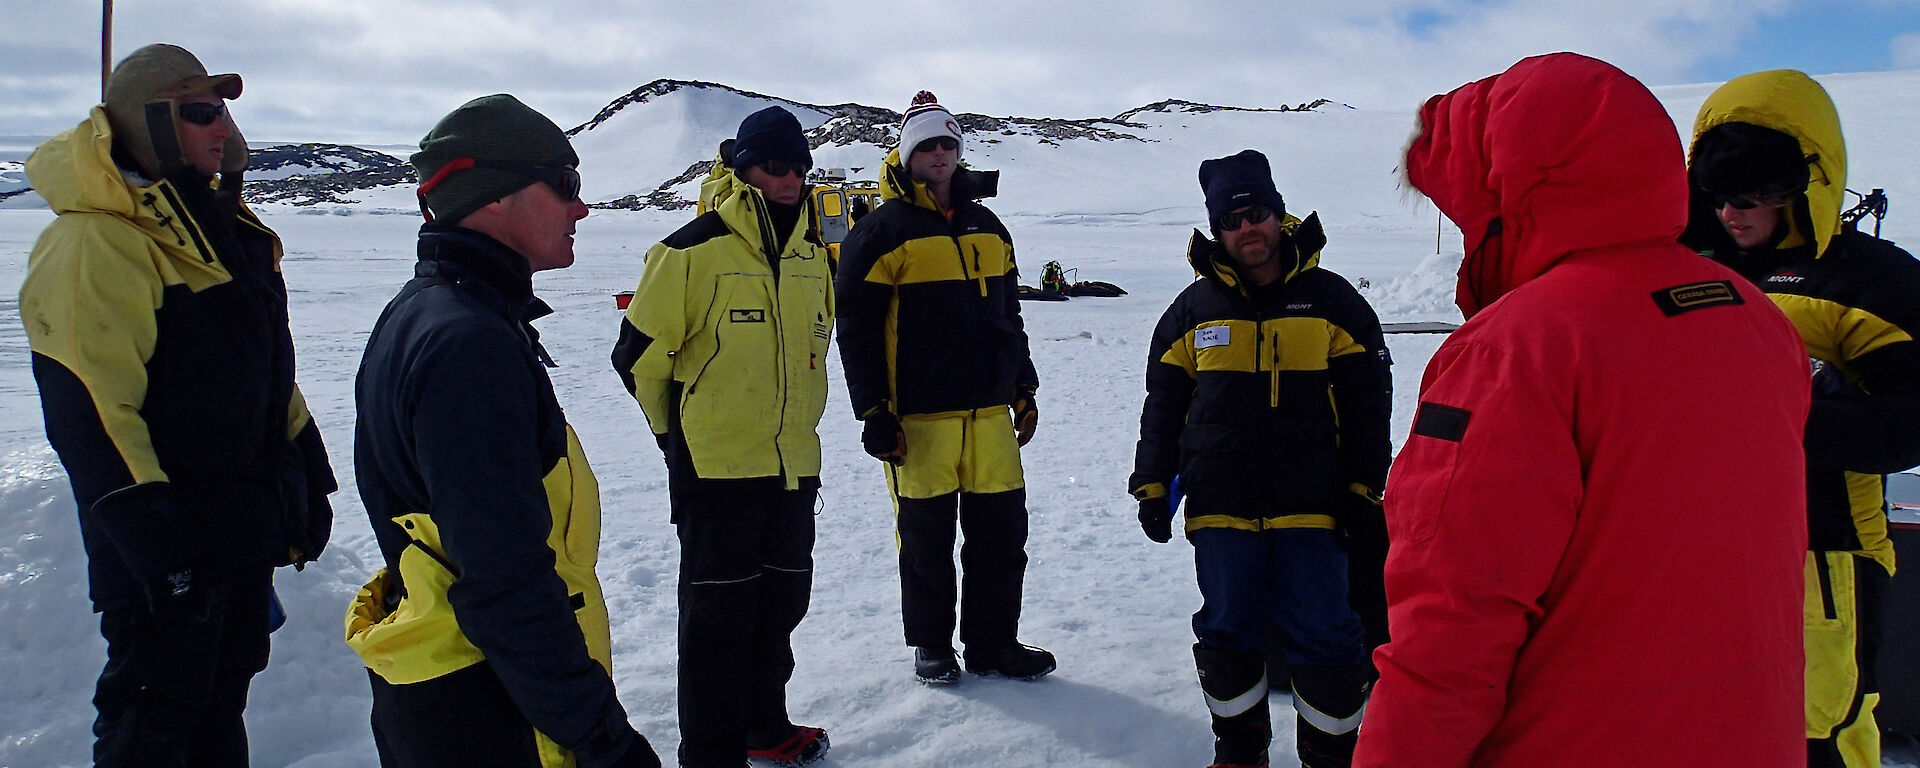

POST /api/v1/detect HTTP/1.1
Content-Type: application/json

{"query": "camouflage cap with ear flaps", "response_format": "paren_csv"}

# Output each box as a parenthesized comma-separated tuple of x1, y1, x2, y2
(103, 43, 246, 178)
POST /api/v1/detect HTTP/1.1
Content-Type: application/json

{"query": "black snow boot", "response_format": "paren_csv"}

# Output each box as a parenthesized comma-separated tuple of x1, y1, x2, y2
(914, 646, 961, 685)
(1291, 663, 1370, 768)
(1197, 643, 1272, 767)
(964, 642, 1056, 680)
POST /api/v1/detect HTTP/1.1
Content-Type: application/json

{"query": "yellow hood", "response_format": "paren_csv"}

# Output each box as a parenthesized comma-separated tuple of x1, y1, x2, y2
(26, 107, 144, 219)
(1691, 70, 1847, 256)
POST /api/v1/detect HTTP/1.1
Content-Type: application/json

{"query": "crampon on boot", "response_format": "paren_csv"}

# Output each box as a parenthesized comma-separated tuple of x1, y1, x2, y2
(745, 725, 828, 768)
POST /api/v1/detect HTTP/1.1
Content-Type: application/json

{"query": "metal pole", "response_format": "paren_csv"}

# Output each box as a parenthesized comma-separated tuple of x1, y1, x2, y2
(101, 0, 113, 99)
(1436, 210, 1442, 254)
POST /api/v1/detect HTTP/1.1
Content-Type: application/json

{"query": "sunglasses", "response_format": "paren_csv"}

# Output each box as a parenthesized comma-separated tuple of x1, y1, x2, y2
(1710, 191, 1794, 211)
(1216, 205, 1274, 231)
(416, 157, 583, 221)
(913, 136, 959, 154)
(497, 161, 582, 202)
(758, 160, 811, 179)
(177, 102, 226, 127)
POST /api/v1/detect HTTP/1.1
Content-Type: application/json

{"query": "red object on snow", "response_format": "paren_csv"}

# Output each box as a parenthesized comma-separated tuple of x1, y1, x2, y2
(614, 291, 634, 310)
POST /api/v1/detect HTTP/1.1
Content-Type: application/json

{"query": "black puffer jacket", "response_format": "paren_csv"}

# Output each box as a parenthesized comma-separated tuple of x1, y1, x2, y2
(1130, 213, 1391, 530)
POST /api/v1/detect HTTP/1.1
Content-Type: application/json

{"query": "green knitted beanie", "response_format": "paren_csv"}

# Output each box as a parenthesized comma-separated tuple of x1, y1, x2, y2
(412, 94, 580, 224)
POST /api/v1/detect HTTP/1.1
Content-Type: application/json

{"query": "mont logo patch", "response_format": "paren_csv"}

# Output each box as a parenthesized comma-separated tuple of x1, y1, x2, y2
(1652, 281, 1744, 317)
(729, 309, 767, 323)
(1413, 402, 1470, 442)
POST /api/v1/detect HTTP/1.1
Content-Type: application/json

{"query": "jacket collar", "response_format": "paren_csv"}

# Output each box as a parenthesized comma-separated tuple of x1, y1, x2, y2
(1186, 211, 1326, 298)
(414, 223, 550, 321)
(878, 147, 1000, 214)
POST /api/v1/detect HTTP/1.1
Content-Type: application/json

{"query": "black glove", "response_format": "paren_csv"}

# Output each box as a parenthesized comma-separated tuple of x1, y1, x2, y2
(1012, 392, 1038, 447)
(292, 492, 333, 570)
(862, 409, 906, 465)
(1138, 496, 1174, 543)
(607, 734, 662, 768)
(653, 431, 670, 456)
(93, 482, 213, 618)
(1338, 487, 1388, 554)
(1339, 487, 1390, 650)
(148, 566, 214, 621)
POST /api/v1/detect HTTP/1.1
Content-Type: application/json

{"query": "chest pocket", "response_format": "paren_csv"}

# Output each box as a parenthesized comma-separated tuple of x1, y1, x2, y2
(681, 272, 778, 429)
(1192, 320, 1258, 373)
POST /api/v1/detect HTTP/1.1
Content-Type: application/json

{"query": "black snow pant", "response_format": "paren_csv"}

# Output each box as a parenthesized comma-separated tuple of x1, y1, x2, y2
(671, 463, 818, 768)
(895, 488, 1029, 650)
(370, 661, 552, 767)
(93, 566, 272, 768)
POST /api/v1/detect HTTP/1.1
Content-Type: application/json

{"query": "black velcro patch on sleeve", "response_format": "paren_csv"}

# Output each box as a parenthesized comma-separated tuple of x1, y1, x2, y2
(1652, 280, 1744, 317)
(570, 592, 587, 611)
(1413, 402, 1471, 442)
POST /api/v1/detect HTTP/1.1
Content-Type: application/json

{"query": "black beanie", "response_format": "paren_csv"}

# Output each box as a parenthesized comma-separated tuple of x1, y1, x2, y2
(730, 106, 812, 170)
(412, 94, 580, 224)
(1690, 122, 1809, 197)
(1199, 149, 1287, 230)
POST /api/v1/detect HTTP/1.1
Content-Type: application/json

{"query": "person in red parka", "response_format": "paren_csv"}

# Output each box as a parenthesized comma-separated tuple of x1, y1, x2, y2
(1352, 52, 1811, 768)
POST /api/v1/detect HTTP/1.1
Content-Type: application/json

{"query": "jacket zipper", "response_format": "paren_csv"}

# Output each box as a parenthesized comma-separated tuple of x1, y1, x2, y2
(156, 183, 216, 263)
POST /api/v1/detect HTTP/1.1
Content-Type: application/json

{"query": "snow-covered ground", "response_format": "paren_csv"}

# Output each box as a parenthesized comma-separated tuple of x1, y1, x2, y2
(4, 68, 1919, 767)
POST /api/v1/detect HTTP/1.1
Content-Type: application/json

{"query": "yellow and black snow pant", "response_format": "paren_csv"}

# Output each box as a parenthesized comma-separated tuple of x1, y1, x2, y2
(1807, 551, 1888, 768)
(887, 408, 1029, 649)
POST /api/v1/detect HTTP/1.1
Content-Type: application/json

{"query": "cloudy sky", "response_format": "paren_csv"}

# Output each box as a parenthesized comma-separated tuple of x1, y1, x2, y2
(6, 0, 1918, 145)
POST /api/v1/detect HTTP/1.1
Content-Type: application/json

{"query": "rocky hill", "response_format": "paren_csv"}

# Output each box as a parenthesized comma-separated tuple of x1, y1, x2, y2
(224, 79, 1341, 211)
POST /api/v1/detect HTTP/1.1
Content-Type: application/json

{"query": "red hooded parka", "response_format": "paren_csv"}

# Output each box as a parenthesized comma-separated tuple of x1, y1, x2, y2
(1353, 53, 1811, 768)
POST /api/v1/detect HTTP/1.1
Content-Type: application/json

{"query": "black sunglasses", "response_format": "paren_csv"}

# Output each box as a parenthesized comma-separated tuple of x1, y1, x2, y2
(913, 136, 959, 154)
(758, 160, 811, 179)
(1216, 205, 1274, 231)
(484, 159, 582, 202)
(1709, 191, 1793, 211)
(177, 102, 226, 127)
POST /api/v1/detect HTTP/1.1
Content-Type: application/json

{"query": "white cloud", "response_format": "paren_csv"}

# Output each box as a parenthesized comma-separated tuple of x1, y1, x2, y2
(1896, 32, 1920, 69)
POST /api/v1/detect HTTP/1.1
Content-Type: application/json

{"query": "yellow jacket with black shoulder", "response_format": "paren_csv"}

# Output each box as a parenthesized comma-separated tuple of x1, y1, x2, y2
(612, 157, 834, 488)
(1686, 70, 1920, 571)
(834, 150, 1038, 419)
(21, 106, 335, 611)
(1129, 215, 1392, 533)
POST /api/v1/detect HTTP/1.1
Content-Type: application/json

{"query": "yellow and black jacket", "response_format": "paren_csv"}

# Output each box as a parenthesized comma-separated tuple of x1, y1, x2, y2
(611, 157, 834, 489)
(348, 225, 634, 766)
(1685, 70, 1920, 572)
(21, 107, 335, 611)
(834, 150, 1038, 419)
(1129, 215, 1392, 533)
